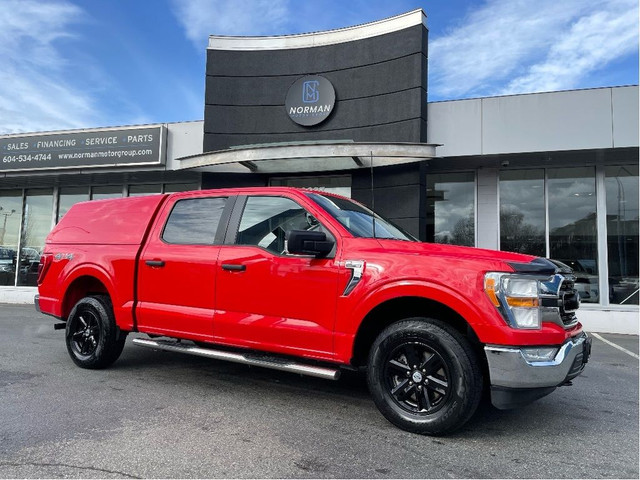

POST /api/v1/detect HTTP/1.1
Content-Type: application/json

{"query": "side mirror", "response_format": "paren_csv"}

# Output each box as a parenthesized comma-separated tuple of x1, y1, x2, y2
(286, 230, 334, 258)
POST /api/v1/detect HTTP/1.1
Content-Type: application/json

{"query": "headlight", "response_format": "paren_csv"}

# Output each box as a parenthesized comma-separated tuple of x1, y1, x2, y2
(484, 272, 541, 329)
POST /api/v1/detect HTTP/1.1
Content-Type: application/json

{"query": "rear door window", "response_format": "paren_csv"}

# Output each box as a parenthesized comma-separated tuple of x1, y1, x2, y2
(162, 197, 227, 245)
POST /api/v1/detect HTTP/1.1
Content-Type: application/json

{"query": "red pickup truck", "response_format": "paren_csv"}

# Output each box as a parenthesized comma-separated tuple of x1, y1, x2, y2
(35, 187, 591, 435)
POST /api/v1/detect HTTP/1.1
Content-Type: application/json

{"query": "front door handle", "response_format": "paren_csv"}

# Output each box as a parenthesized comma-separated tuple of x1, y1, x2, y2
(145, 260, 165, 267)
(222, 264, 246, 272)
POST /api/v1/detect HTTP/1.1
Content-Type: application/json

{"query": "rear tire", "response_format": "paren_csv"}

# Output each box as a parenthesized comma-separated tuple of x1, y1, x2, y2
(367, 318, 482, 435)
(65, 296, 127, 369)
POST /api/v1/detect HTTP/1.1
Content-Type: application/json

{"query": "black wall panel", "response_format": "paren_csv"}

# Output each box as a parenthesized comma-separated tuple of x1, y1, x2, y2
(201, 172, 268, 189)
(352, 162, 423, 190)
(204, 88, 425, 134)
(204, 119, 426, 152)
(207, 25, 426, 77)
(204, 24, 428, 152)
(205, 54, 427, 106)
(352, 163, 426, 240)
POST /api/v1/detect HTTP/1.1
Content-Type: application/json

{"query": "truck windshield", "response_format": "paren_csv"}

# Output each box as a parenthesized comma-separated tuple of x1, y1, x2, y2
(307, 192, 416, 241)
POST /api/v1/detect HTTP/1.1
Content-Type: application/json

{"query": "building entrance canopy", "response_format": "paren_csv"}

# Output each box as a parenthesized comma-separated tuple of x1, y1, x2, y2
(176, 142, 438, 174)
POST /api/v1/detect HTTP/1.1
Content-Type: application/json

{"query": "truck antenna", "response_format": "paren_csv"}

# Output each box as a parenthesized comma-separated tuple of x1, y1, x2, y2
(370, 151, 376, 239)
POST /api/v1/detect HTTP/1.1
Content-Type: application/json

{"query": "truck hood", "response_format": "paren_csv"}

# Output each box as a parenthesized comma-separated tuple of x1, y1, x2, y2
(370, 239, 554, 273)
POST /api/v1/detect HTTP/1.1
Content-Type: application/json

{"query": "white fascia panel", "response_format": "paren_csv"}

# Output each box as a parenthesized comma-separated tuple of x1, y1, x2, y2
(427, 99, 482, 157)
(612, 86, 640, 148)
(208, 9, 426, 51)
(482, 88, 613, 155)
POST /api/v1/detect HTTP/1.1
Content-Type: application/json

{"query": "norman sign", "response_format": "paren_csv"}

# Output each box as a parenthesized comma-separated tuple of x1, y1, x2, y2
(0, 126, 165, 172)
(285, 75, 335, 127)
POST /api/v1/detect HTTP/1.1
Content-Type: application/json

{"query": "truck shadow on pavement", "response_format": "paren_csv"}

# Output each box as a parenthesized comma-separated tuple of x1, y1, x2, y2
(110, 340, 588, 440)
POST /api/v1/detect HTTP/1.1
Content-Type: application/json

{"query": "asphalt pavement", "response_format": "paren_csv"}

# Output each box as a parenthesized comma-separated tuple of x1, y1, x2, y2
(0, 304, 638, 478)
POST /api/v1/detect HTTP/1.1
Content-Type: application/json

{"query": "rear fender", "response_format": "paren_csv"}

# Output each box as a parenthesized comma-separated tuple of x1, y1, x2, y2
(61, 263, 133, 330)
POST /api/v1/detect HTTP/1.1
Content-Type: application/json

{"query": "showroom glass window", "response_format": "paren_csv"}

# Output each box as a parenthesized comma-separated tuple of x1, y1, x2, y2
(499, 170, 545, 257)
(605, 165, 639, 305)
(91, 185, 122, 200)
(129, 184, 162, 197)
(548, 168, 598, 304)
(0, 190, 22, 286)
(426, 173, 475, 246)
(58, 187, 89, 221)
(18, 189, 53, 286)
(163, 183, 199, 193)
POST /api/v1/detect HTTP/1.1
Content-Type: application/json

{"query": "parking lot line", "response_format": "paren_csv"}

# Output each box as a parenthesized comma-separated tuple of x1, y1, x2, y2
(590, 332, 639, 360)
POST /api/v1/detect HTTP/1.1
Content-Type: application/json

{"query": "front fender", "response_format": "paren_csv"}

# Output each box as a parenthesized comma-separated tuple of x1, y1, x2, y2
(347, 278, 497, 337)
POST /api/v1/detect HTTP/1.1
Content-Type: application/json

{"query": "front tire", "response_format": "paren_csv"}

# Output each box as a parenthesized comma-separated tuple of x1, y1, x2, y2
(65, 296, 127, 369)
(367, 318, 482, 435)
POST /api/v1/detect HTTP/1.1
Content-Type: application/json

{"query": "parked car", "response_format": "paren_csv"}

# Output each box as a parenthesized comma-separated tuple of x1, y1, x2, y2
(558, 259, 599, 303)
(0, 247, 15, 272)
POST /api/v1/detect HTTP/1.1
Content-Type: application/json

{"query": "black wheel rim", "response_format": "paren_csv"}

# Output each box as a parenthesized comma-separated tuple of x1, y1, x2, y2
(70, 310, 100, 358)
(383, 341, 451, 415)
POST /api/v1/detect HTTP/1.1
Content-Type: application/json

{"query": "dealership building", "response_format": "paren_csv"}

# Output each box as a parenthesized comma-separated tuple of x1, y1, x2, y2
(0, 10, 637, 334)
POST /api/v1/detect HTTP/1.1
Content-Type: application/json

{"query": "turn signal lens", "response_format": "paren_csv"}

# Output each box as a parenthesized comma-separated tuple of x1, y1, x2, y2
(484, 275, 501, 307)
(506, 297, 539, 308)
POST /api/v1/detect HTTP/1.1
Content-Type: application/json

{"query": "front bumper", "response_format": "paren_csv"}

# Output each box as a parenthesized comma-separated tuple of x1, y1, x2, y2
(485, 332, 591, 408)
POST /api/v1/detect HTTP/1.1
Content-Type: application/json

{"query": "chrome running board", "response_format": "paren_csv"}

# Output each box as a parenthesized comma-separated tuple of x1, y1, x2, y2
(132, 338, 341, 381)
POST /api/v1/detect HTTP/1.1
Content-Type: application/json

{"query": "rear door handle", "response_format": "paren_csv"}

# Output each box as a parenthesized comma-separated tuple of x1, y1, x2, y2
(222, 264, 246, 272)
(145, 260, 165, 267)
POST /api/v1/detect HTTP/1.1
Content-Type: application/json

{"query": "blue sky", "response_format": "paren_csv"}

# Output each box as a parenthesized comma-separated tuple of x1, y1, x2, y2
(0, 0, 637, 134)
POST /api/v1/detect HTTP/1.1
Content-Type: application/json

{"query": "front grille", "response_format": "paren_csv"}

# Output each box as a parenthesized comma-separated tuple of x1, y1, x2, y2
(559, 276, 579, 326)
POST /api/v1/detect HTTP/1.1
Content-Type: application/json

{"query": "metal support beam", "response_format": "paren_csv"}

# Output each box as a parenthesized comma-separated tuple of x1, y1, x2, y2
(351, 156, 364, 167)
(239, 161, 258, 172)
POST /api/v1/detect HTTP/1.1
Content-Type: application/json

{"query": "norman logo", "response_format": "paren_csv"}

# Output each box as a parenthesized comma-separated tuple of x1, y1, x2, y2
(285, 75, 335, 127)
(302, 81, 320, 103)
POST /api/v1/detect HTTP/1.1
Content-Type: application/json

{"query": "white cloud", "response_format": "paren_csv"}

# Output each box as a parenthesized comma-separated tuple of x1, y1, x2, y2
(170, 0, 290, 49)
(429, 0, 638, 99)
(502, 2, 639, 94)
(0, 0, 99, 134)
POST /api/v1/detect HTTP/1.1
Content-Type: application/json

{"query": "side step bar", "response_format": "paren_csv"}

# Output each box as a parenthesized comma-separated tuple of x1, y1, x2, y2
(132, 338, 341, 381)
